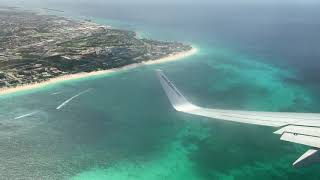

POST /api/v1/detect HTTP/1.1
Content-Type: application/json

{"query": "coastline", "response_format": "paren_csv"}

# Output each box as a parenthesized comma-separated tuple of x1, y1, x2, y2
(0, 48, 197, 96)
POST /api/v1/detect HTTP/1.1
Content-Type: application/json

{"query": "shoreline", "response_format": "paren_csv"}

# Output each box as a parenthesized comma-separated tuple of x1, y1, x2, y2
(0, 48, 198, 96)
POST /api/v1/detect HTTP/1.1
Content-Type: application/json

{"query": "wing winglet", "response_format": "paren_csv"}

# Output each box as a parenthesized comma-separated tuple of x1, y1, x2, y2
(156, 70, 199, 112)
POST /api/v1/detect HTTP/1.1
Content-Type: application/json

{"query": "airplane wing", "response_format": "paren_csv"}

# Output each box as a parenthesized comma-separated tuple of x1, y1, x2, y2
(156, 69, 320, 167)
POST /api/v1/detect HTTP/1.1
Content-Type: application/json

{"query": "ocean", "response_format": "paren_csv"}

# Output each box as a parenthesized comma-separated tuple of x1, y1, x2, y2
(1, 2, 320, 179)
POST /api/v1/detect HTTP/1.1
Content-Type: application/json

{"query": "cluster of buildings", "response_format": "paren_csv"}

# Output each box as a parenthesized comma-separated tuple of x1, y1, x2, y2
(0, 63, 65, 87)
(0, 8, 191, 89)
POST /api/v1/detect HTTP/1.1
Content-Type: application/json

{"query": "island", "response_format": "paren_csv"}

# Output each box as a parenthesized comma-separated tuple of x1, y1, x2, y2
(0, 7, 196, 94)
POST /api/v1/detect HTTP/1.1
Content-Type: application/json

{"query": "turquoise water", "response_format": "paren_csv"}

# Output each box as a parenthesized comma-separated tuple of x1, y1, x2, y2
(1, 2, 320, 179)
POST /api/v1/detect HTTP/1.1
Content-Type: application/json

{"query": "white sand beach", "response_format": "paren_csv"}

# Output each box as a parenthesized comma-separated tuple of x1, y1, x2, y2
(0, 48, 198, 96)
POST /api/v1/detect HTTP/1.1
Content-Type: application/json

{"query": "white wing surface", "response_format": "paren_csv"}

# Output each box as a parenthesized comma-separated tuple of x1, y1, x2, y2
(156, 69, 320, 167)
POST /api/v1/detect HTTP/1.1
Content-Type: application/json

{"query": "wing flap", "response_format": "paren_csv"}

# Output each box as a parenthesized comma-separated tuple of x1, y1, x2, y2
(280, 132, 320, 148)
(274, 125, 320, 138)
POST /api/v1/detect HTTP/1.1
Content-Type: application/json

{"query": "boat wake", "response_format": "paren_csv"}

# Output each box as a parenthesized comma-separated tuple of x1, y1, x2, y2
(51, 91, 62, 95)
(56, 89, 92, 110)
(14, 111, 39, 120)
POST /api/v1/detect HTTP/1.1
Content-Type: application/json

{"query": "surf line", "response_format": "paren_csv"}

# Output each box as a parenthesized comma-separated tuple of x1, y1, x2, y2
(56, 88, 92, 110)
(14, 111, 39, 120)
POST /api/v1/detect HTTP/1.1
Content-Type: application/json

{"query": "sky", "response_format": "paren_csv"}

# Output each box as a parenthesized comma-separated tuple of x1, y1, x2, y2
(1, 0, 320, 5)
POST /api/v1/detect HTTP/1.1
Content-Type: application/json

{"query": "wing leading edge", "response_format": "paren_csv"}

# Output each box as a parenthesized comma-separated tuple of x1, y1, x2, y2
(156, 69, 320, 167)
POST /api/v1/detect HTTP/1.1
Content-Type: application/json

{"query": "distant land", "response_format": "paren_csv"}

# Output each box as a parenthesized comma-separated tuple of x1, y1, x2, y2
(42, 8, 65, 13)
(0, 7, 195, 94)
